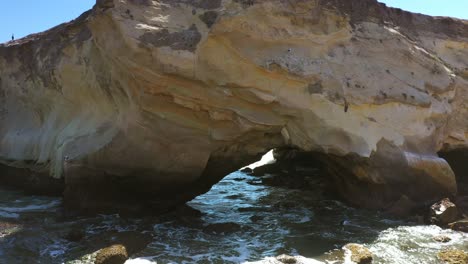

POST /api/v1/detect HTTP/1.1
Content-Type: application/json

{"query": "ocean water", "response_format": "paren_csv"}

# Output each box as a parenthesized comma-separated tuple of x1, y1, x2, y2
(0, 170, 467, 264)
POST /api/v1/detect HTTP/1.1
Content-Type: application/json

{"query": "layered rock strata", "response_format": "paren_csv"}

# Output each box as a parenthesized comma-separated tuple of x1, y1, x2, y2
(0, 0, 467, 213)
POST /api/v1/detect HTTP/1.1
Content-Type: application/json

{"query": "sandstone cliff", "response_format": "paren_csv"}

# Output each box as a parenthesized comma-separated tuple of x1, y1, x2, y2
(0, 0, 467, 213)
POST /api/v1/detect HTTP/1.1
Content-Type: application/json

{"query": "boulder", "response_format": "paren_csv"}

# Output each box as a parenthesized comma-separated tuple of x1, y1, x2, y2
(110, 231, 152, 255)
(448, 219, 468, 233)
(344, 243, 373, 264)
(430, 198, 459, 226)
(437, 249, 468, 264)
(434, 235, 452, 243)
(86, 231, 152, 256)
(95, 244, 128, 264)
(276, 254, 297, 264)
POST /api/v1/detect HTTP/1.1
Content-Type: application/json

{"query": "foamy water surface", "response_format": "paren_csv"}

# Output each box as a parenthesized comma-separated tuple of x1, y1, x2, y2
(0, 170, 466, 263)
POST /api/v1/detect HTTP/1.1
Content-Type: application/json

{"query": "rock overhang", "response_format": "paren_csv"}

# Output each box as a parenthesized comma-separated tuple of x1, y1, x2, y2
(0, 0, 467, 214)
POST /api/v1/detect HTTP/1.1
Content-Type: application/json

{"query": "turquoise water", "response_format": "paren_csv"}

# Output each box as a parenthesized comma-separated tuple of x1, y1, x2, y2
(0, 171, 467, 263)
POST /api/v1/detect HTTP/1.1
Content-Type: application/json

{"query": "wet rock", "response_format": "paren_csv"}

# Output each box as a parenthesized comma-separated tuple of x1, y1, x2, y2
(226, 194, 243, 200)
(272, 201, 299, 210)
(385, 195, 417, 217)
(203, 222, 241, 234)
(434, 235, 452, 243)
(408, 214, 425, 225)
(173, 204, 203, 218)
(246, 180, 263, 186)
(240, 167, 253, 173)
(87, 231, 152, 256)
(454, 196, 468, 217)
(344, 243, 373, 264)
(238, 206, 262, 212)
(276, 254, 297, 264)
(250, 215, 264, 222)
(430, 198, 458, 226)
(0, 222, 21, 238)
(157, 204, 204, 226)
(448, 219, 468, 233)
(437, 249, 468, 264)
(95, 244, 128, 264)
(65, 227, 85, 242)
(250, 163, 281, 176)
(108, 231, 152, 255)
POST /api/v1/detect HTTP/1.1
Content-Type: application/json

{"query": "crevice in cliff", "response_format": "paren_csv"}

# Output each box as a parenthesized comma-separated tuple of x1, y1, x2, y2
(241, 148, 339, 200)
(0, 163, 64, 196)
(438, 148, 468, 195)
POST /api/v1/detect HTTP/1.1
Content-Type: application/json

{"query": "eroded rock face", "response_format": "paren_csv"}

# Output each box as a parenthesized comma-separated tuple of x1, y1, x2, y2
(0, 0, 467, 213)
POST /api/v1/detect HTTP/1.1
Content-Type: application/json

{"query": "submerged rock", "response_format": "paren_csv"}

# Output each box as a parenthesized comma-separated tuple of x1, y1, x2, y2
(110, 231, 152, 255)
(65, 227, 85, 242)
(344, 243, 373, 264)
(202, 222, 242, 234)
(434, 235, 452, 243)
(454, 196, 468, 217)
(437, 249, 468, 264)
(250, 163, 282, 177)
(276, 254, 297, 264)
(430, 198, 459, 226)
(0, 0, 466, 214)
(448, 219, 468, 233)
(240, 167, 253, 173)
(0, 222, 22, 238)
(95, 244, 128, 264)
(85, 231, 152, 257)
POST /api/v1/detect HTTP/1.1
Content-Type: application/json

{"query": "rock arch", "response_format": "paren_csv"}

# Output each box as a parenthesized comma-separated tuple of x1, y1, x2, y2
(0, 0, 466, 214)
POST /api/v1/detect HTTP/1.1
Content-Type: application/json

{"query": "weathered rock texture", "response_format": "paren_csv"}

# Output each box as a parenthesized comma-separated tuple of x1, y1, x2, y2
(0, 0, 467, 213)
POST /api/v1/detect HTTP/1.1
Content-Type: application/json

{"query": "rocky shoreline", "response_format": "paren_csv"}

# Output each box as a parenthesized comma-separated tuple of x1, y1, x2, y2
(1, 163, 467, 263)
(238, 149, 468, 263)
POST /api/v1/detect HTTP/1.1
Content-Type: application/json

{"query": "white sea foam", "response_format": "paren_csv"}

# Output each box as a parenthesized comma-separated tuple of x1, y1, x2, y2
(125, 258, 157, 264)
(0, 210, 19, 218)
(243, 256, 325, 264)
(0, 200, 60, 212)
(367, 225, 468, 264)
(342, 246, 356, 264)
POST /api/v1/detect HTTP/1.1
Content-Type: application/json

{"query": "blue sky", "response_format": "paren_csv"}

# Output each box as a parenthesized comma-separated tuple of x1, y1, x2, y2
(0, 1, 467, 43)
(0, 1, 94, 43)
(378, 0, 468, 20)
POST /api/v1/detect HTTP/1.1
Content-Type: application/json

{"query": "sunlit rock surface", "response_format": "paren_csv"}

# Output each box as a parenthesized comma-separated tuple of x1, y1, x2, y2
(0, 0, 467, 213)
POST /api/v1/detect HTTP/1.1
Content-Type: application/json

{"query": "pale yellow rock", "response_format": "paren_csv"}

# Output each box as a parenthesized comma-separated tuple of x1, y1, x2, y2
(0, 0, 466, 213)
